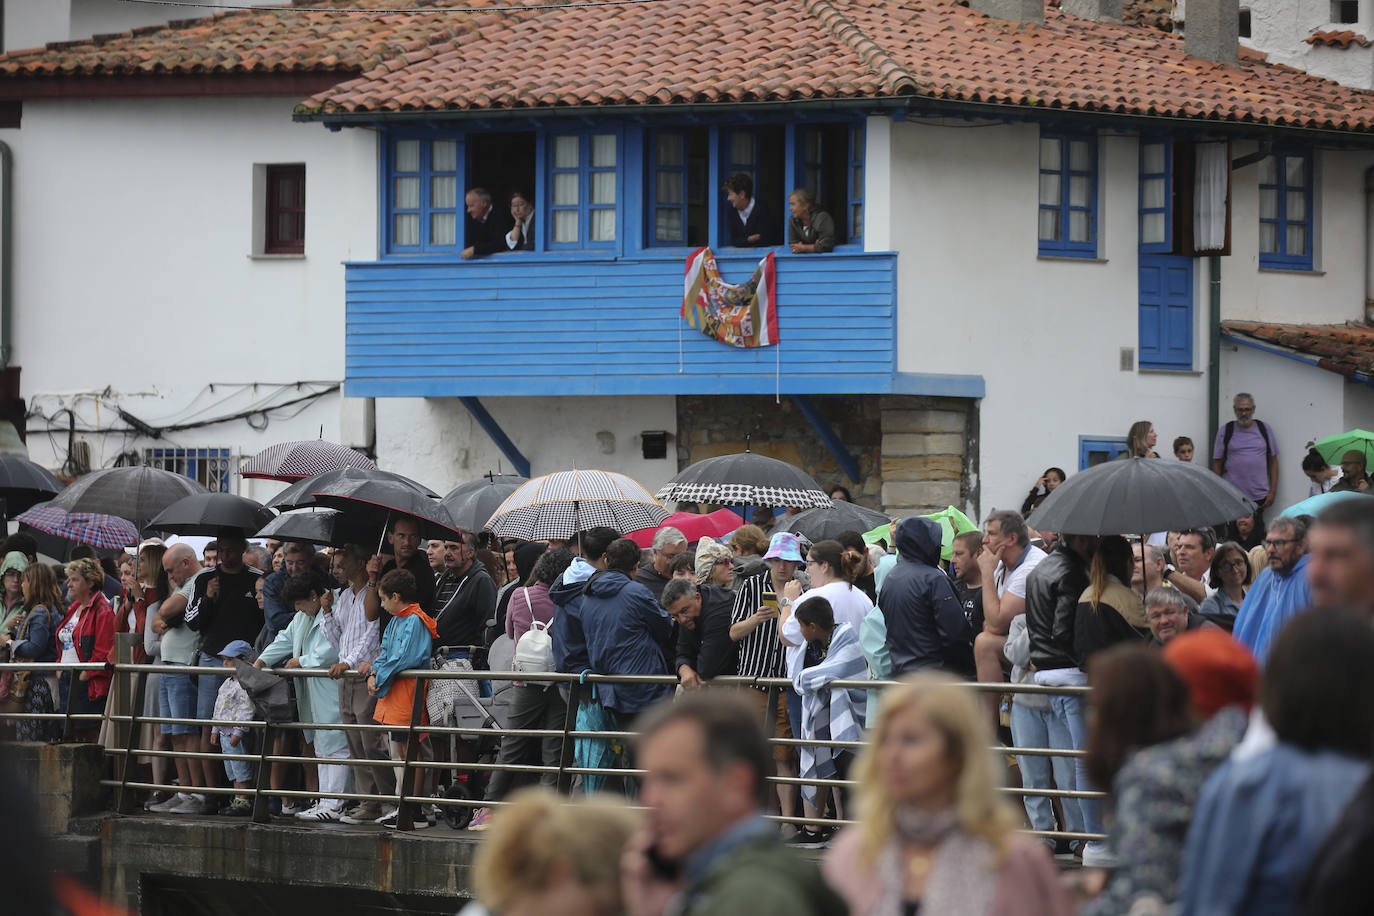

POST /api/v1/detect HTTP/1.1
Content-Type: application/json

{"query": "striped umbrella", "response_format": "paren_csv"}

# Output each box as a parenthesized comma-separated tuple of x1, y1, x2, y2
(15, 504, 139, 550)
(241, 440, 377, 483)
(485, 469, 670, 540)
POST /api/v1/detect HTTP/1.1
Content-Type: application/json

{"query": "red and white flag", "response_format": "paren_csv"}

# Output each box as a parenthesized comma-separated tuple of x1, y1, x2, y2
(681, 247, 778, 348)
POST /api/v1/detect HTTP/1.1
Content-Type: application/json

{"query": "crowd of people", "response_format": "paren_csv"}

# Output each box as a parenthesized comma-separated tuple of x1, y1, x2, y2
(4, 388, 1374, 914)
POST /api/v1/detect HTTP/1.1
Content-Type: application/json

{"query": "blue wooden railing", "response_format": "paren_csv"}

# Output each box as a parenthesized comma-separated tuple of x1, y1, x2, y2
(343, 250, 897, 397)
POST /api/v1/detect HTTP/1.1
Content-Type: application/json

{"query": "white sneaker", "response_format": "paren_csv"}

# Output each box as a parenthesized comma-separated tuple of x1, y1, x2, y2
(147, 794, 188, 814)
(1081, 840, 1118, 868)
(169, 795, 205, 814)
(373, 804, 399, 824)
(296, 804, 342, 822)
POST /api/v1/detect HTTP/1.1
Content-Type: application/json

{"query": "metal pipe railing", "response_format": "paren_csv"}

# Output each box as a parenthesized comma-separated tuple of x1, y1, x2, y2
(2, 660, 1105, 840)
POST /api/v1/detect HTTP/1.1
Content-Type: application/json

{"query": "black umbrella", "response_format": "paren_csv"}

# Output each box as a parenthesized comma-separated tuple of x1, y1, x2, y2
(439, 474, 528, 532)
(49, 466, 208, 531)
(774, 499, 892, 542)
(0, 456, 63, 516)
(254, 509, 375, 548)
(310, 468, 461, 542)
(147, 492, 276, 536)
(655, 450, 831, 509)
(1027, 457, 1256, 536)
(265, 467, 438, 510)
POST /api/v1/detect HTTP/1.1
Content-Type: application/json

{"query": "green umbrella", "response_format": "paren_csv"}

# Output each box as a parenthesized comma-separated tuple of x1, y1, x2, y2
(1313, 430, 1374, 467)
(863, 505, 978, 562)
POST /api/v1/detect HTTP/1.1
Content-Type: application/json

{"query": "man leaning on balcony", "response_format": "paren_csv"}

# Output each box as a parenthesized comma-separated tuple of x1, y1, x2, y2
(460, 187, 515, 260)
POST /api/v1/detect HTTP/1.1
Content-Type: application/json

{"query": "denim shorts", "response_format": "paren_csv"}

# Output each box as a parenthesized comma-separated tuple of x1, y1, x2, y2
(196, 652, 223, 720)
(159, 665, 200, 736)
(219, 733, 253, 784)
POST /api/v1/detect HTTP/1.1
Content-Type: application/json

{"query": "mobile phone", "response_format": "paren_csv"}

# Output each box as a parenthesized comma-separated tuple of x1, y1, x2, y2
(761, 591, 778, 608)
(646, 844, 681, 881)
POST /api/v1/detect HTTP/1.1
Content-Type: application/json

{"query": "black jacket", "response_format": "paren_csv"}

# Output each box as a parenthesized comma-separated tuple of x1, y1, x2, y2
(877, 517, 974, 677)
(467, 207, 515, 257)
(674, 584, 740, 680)
(727, 199, 776, 247)
(1026, 545, 1090, 671)
(1073, 582, 1150, 667)
(432, 559, 497, 651)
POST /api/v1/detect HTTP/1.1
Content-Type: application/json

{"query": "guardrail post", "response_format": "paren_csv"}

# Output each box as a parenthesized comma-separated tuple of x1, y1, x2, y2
(555, 680, 582, 795)
(115, 660, 150, 814)
(61, 665, 79, 742)
(397, 673, 428, 832)
(250, 721, 275, 824)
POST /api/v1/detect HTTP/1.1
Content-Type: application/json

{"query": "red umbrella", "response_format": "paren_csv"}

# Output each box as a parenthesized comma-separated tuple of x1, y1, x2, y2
(628, 509, 745, 548)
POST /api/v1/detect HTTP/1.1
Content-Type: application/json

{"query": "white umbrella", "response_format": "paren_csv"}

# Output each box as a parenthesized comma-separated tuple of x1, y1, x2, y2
(485, 469, 670, 540)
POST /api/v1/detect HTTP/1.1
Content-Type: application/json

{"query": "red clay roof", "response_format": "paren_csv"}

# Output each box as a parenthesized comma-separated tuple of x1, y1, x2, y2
(0, 0, 507, 78)
(1223, 321, 1374, 380)
(297, 0, 1374, 132)
(1306, 30, 1373, 49)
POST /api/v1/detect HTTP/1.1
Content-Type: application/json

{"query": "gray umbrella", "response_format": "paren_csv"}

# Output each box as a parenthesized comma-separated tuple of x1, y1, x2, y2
(265, 467, 437, 510)
(439, 474, 528, 532)
(148, 492, 276, 536)
(1026, 457, 1256, 536)
(48, 466, 208, 531)
(254, 509, 375, 548)
(774, 499, 892, 542)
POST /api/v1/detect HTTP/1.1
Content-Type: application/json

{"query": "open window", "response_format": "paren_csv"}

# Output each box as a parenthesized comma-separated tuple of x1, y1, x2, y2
(797, 123, 863, 245)
(649, 127, 710, 247)
(469, 131, 536, 250)
(720, 126, 786, 246)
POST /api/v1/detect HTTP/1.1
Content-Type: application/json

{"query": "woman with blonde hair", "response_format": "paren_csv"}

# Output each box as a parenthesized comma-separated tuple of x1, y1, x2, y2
(466, 787, 640, 916)
(823, 673, 1071, 916)
(1125, 421, 1159, 458)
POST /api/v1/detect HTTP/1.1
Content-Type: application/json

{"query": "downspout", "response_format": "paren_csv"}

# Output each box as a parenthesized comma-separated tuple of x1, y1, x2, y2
(1208, 255, 1221, 448)
(0, 140, 10, 368)
(1365, 166, 1374, 326)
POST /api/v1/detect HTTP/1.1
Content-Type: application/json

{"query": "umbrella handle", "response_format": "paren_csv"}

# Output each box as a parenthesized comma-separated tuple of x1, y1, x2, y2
(376, 510, 390, 556)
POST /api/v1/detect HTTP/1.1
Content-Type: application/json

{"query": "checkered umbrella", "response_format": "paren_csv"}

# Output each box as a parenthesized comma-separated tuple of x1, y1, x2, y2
(485, 469, 670, 540)
(14, 504, 139, 550)
(240, 440, 377, 483)
(655, 451, 831, 510)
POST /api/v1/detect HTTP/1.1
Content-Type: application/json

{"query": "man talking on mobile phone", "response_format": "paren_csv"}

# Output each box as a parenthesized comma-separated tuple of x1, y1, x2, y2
(621, 692, 846, 916)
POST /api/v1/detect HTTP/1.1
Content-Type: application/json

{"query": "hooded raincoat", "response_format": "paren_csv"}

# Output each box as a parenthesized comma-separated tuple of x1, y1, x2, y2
(876, 517, 973, 677)
(579, 570, 673, 715)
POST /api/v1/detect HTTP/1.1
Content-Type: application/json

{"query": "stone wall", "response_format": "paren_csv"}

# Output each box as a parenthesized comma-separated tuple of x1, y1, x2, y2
(674, 394, 975, 517)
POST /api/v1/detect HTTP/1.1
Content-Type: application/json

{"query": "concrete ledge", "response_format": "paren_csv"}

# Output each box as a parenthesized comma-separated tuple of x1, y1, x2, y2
(8, 741, 108, 835)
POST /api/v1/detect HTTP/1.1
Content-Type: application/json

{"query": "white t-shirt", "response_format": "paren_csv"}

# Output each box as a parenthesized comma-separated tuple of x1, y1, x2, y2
(994, 545, 1047, 600)
(780, 580, 875, 682)
(160, 569, 208, 665)
(58, 607, 81, 664)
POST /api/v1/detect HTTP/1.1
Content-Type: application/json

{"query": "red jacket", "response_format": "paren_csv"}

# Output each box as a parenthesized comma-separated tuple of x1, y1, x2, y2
(59, 592, 115, 700)
(112, 590, 151, 665)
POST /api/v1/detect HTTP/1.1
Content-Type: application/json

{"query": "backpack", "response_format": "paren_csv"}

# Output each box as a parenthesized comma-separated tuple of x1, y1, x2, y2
(1219, 419, 1273, 475)
(512, 589, 555, 674)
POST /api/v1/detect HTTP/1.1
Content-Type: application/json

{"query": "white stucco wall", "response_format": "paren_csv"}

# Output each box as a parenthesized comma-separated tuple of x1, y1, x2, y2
(1243, 0, 1374, 90)
(0, 96, 377, 491)
(886, 119, 1209, 517)
(1219, 341, 1351, 511)
(374, 396, 680, 497)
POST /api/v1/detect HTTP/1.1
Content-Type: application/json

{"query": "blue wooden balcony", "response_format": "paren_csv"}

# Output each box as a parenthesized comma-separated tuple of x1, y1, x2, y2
(343, 251, 899, 397)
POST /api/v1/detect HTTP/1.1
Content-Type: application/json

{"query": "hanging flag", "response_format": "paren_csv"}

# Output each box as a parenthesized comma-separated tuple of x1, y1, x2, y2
(681, 247, 778, 348)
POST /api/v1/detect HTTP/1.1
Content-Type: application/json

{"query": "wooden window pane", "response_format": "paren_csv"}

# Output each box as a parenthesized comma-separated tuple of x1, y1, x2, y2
(1038, 208, 1060, 241)
(1286, 224, 1307, 256)
(432, 140, 458, 172)
(590, 209, 615, 241)
(553, 173, 579, 205)
(1069, 210, 1090, 242)
(851, 164, 864, 198)
(1069, 176, 1091, 207)
(394, 213, 420, 246)
(851, 203, 863, 238)
(430, 212, 456, 246)
(1142, 177, 1165, 209)
(656, 171, 682, 205)
(553, 209, 578, 242)
(1039, 138, 1061, 170)
(1257, 155, 1277, 185)
(1285, 155, 1306, 187)
(656, 208, 683, 241)
(1141, 212, 1166, 245)
(1258, 188, 1278, 219)
(1069, 140, 1093, 172)
(1142, 143, 1166, 175)
(431, 176, 457, 210)
(1039, 173, 1061, 206)
(394, 176, 420, 210)
(395, 140, 420, 172)
(590, 171, 616, 205)
(553, 136, 579, 169)
(590, 134, 616, 168)
(656, 134, 683, 167)
(1259, 221, 1278, 253)
(1286, 191, 1306, 221)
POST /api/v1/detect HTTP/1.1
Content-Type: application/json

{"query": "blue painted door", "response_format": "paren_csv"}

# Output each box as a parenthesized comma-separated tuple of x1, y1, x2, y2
(1138, 140, 1194, 370)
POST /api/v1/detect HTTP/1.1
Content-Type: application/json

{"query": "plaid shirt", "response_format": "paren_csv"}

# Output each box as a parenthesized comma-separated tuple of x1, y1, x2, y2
(318, 583, 382, 670)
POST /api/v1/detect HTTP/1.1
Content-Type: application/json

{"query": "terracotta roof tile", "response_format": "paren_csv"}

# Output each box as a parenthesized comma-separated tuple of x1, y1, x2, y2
(1222, 321, 1374, 380)
(295, 0, 1374, 133)
(1306, 30, 1373, 49)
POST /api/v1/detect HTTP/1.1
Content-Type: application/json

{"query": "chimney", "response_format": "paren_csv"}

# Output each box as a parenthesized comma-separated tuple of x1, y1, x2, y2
(1061, 0, 1123, 23)
(968, 0, 1044, 25)
(1185, 0, 1240, 65)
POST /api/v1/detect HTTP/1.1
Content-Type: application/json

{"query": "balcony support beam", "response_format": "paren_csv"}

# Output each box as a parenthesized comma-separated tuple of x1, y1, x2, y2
(459, 397, 531, 479)
(789, 395, 860, 485)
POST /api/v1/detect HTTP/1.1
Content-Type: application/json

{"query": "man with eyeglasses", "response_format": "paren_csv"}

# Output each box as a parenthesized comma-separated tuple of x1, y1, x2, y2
(1211, 393, 1279, 519)
(1233, 516, 1313, 663)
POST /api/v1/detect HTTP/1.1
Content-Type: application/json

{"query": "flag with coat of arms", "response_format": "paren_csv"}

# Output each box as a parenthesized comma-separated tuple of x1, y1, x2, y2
(681, 247, 778, 348)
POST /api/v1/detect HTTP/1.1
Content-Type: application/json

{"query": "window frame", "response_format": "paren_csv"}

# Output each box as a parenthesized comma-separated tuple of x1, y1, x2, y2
(264, 164, 306, 255)
(1078, 437, 1129, 470)
(546, 129, 621, 251)
(144, 448, 233, 493)
(383, 135, 467, 255)
(1138, 139, 1172, 255)
(1258, 149, 1315, 271)
(647, 129, 690, 248)
(1038, 130, 1099, 259)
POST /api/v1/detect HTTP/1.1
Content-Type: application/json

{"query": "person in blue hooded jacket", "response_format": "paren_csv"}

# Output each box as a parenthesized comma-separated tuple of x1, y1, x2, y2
(579, 538, 674, 717)
(550, 526, 621, 674)
(876, 517, 975, 678)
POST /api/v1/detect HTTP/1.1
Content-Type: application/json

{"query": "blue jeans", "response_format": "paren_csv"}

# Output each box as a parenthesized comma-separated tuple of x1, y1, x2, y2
(1010, 701, 1084, 835)
(1046, 692, 1103, 836)
(219, 733, 253, 783)
(158, 664, 199, 736)
(196, 652, 224, 720)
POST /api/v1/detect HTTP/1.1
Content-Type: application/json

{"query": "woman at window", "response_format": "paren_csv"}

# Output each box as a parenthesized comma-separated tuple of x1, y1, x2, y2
(1197, 542, 1251, 632)
(1020, 467, 1066, 515)
(56, 558, 115, 741)
(822, 673, 1072, 915)
(0, 563, 63, 741)
(787, 189, 836, 254)
(1125, 421, 1159, 458)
